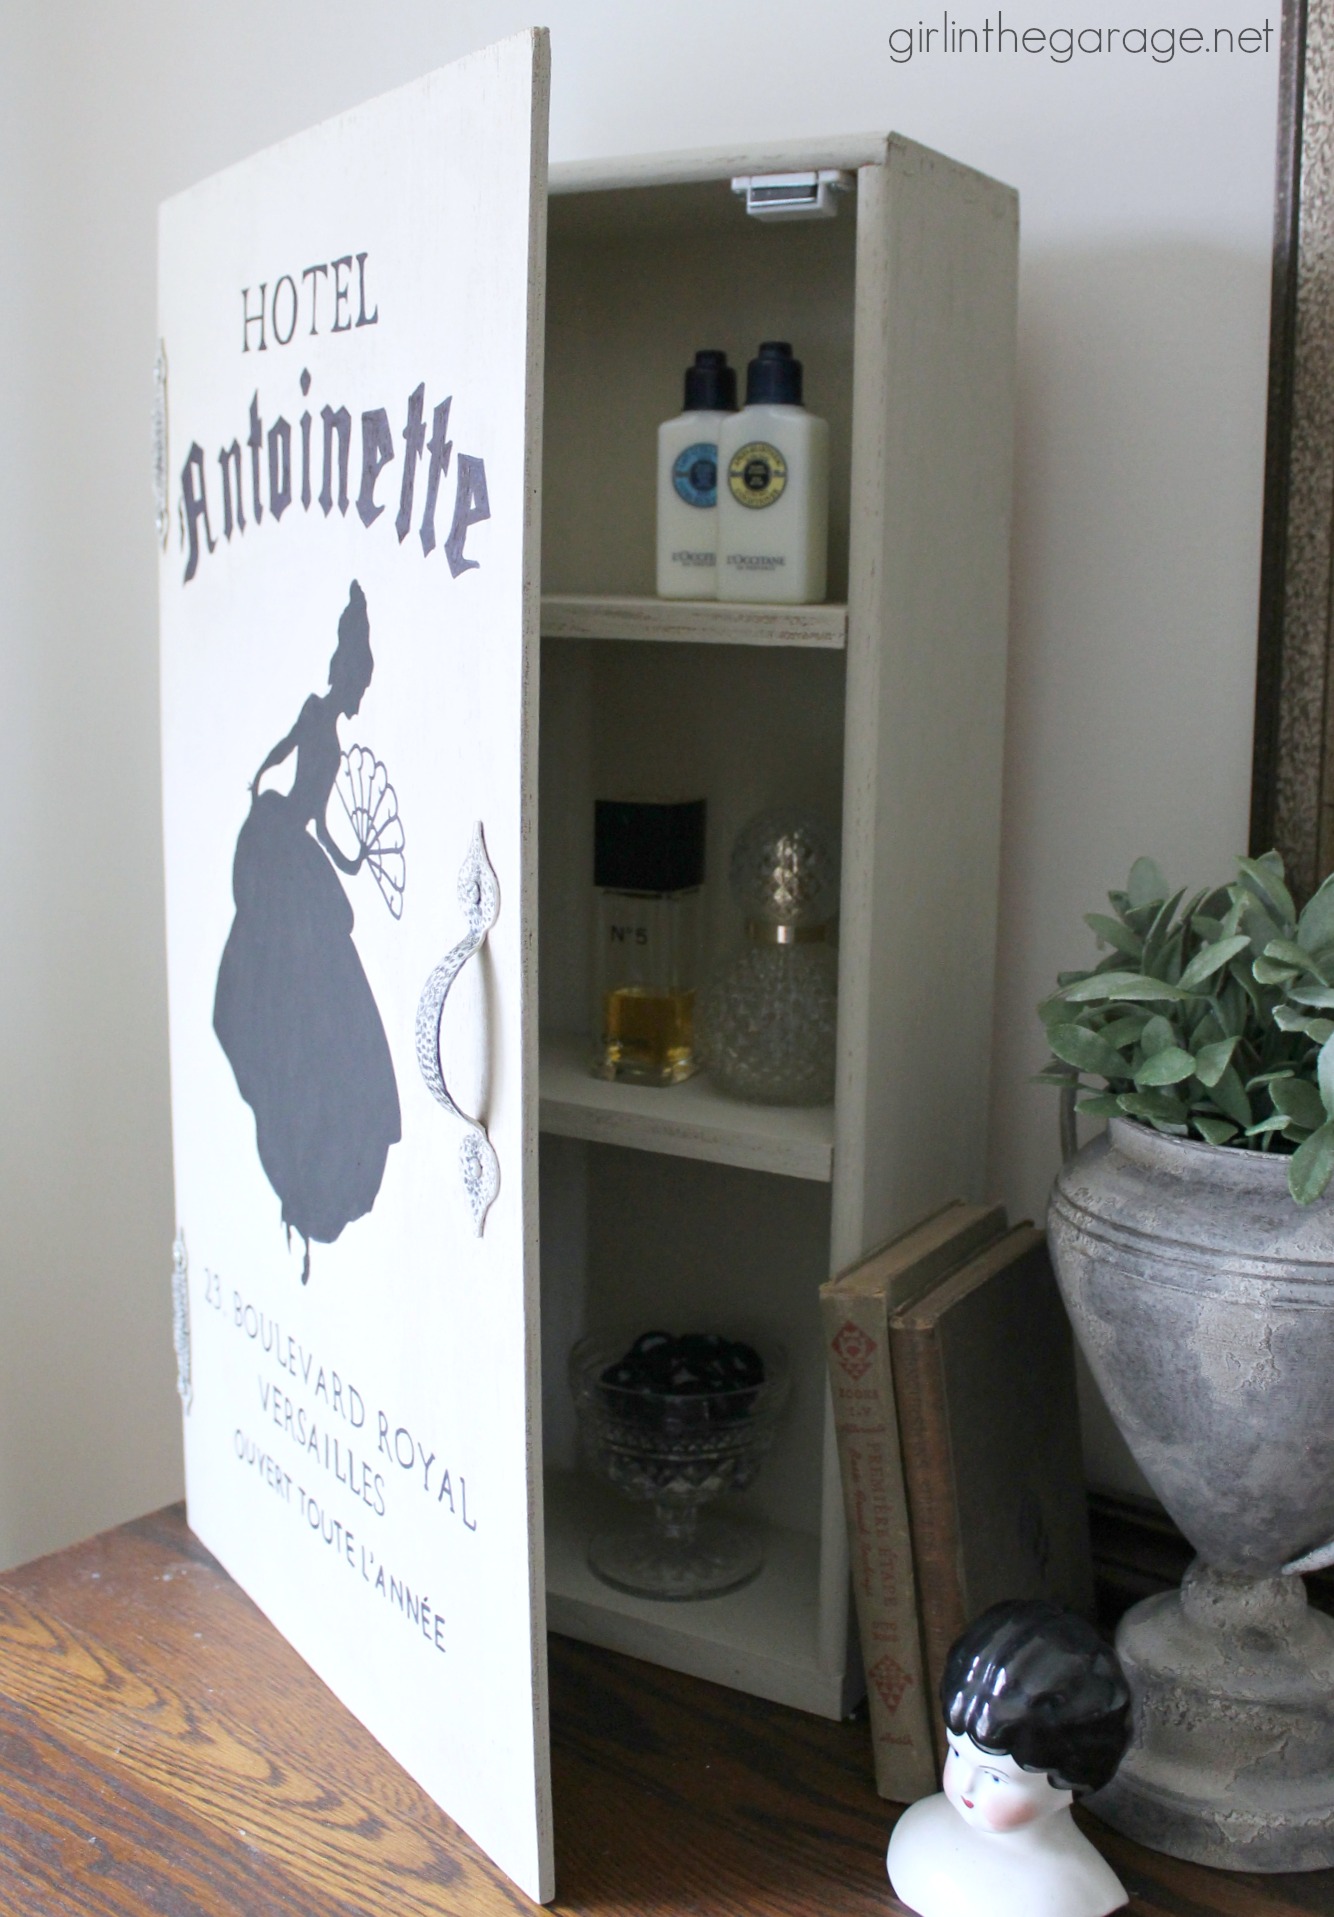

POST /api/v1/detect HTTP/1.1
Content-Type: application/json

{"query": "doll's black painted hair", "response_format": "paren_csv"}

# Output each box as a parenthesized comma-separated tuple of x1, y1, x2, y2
(940, 1600, 1130, 1793)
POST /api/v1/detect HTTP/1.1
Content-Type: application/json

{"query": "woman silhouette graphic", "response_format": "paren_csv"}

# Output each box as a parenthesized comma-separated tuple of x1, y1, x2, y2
(213, 580, 401, 1282)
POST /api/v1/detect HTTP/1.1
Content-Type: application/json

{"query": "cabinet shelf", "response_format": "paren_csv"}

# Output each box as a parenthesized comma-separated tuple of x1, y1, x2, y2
(539, 593, 848, 650)
(544, 1471, 848, 1717)
(538, 1032, 835, 1181)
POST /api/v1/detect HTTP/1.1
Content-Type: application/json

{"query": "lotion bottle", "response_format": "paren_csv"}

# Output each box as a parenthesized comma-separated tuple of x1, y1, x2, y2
(717, 341, 828, 604)
(656, 350, 737, 599)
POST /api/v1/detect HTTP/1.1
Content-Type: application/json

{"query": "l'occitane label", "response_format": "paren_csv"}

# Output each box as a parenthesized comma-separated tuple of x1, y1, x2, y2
(672, 442, 719, 508)
(728, 441, 788, 509)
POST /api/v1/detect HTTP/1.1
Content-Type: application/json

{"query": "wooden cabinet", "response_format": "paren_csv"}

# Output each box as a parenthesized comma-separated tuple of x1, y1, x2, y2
(534, 136, 1017, 1718)
(157, 50, 1015, 1892)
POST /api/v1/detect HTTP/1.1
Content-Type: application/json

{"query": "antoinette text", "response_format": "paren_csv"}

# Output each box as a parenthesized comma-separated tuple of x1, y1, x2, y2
(176, 253, 490, 585)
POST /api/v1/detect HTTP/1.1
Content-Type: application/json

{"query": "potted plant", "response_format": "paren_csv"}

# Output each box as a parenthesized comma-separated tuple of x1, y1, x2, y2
(1040, 851, 1334, 1874)
(1040, 850, 1334, 1197)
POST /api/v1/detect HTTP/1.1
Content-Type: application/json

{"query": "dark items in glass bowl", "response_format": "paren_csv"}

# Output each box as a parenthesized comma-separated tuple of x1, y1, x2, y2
(570, 1327, 789, 1599)
(599, 1330, 765, 1429)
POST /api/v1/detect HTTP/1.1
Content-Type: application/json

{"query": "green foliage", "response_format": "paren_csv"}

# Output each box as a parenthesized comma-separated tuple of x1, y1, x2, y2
(1039, 851, 1334, 1205)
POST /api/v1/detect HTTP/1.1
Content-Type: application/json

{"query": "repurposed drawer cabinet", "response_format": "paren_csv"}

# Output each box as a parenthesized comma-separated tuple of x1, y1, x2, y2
(157, 35, 1015, 1898)
(534, 137, 1017, 1714)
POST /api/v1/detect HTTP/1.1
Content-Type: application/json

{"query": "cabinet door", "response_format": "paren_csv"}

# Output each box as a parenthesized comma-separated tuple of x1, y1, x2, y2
(157, 34, 552, 1901)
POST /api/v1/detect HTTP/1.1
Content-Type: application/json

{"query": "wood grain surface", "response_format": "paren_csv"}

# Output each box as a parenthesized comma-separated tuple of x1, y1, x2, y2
(1, 1505, 1332, 1916)
(538, 593, 850, 650)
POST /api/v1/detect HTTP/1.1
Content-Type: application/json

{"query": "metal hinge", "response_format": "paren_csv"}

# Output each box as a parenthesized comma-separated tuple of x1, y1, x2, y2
(171, 1228, 193, 1413)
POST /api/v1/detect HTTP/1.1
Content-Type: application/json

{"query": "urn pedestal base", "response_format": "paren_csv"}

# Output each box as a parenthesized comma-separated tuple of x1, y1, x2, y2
(1089, 1562, 1334, 1872)
(1050, 1118, 1334, 1871)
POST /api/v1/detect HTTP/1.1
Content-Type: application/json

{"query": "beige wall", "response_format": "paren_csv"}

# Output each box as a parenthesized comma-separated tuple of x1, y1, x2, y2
(0, 0, 1280, 1567)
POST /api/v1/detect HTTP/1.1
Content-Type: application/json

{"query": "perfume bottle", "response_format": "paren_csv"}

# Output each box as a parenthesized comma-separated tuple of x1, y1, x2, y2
(592, 799, 706, 1085)
(700, 810, 839, 1104)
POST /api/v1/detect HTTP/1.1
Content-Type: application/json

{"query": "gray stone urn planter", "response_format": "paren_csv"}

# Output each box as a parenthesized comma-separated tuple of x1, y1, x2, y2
(1048, 1116, 1334, 1871)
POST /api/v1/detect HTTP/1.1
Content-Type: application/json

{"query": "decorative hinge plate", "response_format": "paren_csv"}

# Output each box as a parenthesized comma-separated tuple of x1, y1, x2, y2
(171, 1227, 192, 1413)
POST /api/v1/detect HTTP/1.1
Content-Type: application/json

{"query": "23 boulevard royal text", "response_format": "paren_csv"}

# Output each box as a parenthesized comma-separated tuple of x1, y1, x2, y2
(175, 251, 491, 586)
(206, 1270, 478, 1658)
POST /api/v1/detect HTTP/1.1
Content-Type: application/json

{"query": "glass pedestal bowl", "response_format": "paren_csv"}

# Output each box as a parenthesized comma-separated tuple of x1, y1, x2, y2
(569, 1330, 790, 1602)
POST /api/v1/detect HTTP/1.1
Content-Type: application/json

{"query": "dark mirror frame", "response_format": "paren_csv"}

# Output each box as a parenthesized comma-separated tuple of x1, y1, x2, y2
(1251, 0, 1334, 898)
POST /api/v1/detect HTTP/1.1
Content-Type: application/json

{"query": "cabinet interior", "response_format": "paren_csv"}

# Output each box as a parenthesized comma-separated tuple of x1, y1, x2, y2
(536, 169, 861, 1716)
(542, 178, 858, 601)
(540, 1141, 833, 1538)
(539, 637, 846, 1033)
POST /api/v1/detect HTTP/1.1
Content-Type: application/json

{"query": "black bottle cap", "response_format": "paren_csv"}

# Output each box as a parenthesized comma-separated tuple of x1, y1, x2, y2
(746, 340, 803, 406)
(683, 350, 737, 413)
(595, 799, 706, 893)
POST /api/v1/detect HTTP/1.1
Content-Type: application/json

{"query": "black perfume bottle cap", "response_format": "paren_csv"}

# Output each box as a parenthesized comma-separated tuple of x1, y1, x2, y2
(683, 350, 737, 413)
(595, 799, 706, 893)
(746, 340, 803, 406)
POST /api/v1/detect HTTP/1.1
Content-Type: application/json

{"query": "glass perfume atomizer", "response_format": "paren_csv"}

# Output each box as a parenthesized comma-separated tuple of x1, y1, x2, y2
(700, 809, 839, 1104)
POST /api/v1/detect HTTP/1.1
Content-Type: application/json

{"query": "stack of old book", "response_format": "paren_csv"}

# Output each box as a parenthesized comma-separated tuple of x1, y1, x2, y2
(819, 1204, 1093, 1802)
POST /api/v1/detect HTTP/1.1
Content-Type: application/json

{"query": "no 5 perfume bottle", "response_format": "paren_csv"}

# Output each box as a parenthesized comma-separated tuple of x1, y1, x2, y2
(656, 342, 828, 605)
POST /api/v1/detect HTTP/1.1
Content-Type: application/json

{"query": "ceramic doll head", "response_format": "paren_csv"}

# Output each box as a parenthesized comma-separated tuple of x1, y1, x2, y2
(887, 1603, 1131, 1917)
(940, 1599, 1131, 1813)
(943, 1733, 1073, 1833)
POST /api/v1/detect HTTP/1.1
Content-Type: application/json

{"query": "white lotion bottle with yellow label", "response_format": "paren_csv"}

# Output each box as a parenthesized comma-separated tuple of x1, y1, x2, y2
(656, 350, 738, 599)
(717, 341, 828, 605)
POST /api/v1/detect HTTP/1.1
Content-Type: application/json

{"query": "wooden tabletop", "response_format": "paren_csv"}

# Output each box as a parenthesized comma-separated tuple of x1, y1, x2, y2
(1, 1506, 1331, 1916)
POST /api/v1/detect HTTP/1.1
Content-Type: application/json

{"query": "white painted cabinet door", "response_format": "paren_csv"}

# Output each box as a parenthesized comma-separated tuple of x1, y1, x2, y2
(157, 33, 552, 1901)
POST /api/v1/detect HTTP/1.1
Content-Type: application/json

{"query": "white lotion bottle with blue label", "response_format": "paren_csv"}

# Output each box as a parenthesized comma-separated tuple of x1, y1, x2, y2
(656, 350, 738, 599)
(717, 342, 828, 604)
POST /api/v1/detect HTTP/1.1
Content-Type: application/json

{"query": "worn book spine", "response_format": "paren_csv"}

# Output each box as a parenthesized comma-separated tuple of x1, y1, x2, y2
(884, 1317, 964, 1771)
(821, 1288, 936, 1802)
(890, 1224, 1094, 1773)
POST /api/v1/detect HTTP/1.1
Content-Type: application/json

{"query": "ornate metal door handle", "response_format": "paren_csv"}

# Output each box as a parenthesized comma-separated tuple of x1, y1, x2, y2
(416, 823, 501, 1236)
